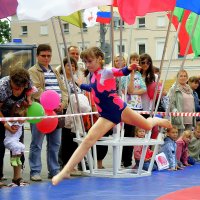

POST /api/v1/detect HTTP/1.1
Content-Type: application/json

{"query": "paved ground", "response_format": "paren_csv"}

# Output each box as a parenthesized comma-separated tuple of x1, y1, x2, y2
(2, 123, 113, 185)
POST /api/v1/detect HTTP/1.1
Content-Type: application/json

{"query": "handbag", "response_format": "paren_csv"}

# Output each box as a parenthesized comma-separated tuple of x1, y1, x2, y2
(155, 152, 169, 170)
(56, 111, 65, 129)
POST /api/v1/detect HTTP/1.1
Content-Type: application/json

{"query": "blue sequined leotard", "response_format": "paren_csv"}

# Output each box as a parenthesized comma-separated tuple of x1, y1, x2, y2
(80, 66, 131, 124)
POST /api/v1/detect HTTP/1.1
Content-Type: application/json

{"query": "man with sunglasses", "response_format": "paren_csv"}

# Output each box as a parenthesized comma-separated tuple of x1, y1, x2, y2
(28, 44, 68, 181)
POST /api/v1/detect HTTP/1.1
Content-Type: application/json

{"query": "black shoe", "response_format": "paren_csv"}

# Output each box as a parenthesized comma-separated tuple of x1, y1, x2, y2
(12, 178, 29, 186)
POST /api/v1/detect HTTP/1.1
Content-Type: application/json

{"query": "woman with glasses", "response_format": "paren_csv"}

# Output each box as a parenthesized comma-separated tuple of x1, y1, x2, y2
(140, 53, 156, 112)
(139, 53, 161, 139)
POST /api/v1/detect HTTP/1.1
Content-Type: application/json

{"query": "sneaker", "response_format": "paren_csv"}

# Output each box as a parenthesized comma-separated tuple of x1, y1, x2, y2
(30, 174, 42, 181)
(10, 157, 18, 167)
(7, 182, 18, 187)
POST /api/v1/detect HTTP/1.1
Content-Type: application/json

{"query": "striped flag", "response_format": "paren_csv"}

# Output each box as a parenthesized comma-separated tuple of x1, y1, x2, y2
(96, 12, 111, 24)
(176, 0, 200, 15)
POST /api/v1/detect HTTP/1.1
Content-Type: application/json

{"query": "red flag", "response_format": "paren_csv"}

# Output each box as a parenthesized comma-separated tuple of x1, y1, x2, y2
(112, 0, 118, 7)
(169, 10, 193, 56)
(0, 0, 18, 19)
(116, 0, 176, 25)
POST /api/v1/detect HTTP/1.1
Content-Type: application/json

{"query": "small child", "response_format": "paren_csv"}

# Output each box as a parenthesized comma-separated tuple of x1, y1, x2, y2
(4, 106, 26, 167)
(133, 127, 158, 171)
(159, 126, 181, 171)
(176, 130, 195, 167)
(188, 123, 200, 161)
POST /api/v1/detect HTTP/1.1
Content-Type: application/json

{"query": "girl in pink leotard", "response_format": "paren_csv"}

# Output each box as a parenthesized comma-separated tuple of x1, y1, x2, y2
(52, 47, 172, 185)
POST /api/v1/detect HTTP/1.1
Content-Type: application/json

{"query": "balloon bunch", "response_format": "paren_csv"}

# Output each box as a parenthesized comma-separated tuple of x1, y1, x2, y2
(27, 90, 60, 134)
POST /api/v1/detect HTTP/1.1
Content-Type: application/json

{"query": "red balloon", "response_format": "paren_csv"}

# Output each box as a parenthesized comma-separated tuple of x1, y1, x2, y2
(36, 110, 58, 134)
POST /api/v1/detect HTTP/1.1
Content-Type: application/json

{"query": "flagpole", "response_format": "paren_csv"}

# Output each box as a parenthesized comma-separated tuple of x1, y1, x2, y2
(57, 17, 86, 136)
(155, 16, 182, 114)
(51, 17, 76, 128)
(165, 15, 199, 122)
(150, 10, 174, 119)
(79, 12, 85, 50)
(118, 24, 134, 170)
(147, 10, 175, 173)
(57, 16, 94, 172)
(180, 15, 199, 68)
(110, 5, 114, 68)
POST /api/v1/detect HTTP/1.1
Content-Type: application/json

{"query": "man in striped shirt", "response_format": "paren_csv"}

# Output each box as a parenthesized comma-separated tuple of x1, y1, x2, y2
(28, 44, 68, 181)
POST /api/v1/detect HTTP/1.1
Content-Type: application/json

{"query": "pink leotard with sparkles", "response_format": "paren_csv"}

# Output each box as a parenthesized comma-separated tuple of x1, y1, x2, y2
(80, 66, 131, 124)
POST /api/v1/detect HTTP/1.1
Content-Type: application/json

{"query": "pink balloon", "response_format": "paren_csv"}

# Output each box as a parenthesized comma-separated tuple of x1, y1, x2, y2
(36, 110, 58, 134)
(40, 90, 60, 110)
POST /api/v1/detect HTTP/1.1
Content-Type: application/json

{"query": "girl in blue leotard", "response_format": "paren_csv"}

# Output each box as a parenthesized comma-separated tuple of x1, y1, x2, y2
(52, 47, 172, 185)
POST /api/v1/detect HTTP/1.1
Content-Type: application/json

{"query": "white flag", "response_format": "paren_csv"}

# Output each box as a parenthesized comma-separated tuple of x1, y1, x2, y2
(83, 7, 99, 27)
(17, 0, 113, 21)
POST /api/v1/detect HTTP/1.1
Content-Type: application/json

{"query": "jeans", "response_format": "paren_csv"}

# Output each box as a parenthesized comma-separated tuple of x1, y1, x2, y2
(29, 124, 61, 177)
(136, 160, 158, 171)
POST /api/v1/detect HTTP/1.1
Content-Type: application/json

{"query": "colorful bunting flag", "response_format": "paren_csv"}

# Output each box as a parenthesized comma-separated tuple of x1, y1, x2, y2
(60, 11, 82, 28)
(173, 7, 184, 22)
(176, 0, 200, 15)
(169, 9, 193, 56)
(83, 7, 98, 27)
(0, 0, 18, 19)
(17, 0, 112, 21)
(96, 12, 111, 24)
(116, 0, 176, 25)
(186, 12, 200, 57)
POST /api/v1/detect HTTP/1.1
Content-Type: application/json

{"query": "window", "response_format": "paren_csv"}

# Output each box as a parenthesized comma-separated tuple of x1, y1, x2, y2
(138, 44, 146, 54)
(63, 23, 69, 33)
(21, 26, 27, 35)
(82, 23, 88, 32)
(136, 39, 147, 55)
(156, 39, 168, 60)
(157, 16, 166, 27)
(114, 17, 125, 29)
(40, 25, 48, 35)
(138, 17, 145, 28)
(117, 45, 125, 53)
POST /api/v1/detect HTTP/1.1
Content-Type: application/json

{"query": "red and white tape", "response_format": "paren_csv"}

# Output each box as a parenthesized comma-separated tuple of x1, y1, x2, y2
(0, 111, 199, 122)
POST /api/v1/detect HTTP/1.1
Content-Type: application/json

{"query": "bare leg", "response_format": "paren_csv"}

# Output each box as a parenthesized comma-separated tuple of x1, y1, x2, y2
(121, 107, 172, 130)
(97, 160, 104, 169)
(52, 118, 114, 185)
(13, 165, 21, 180)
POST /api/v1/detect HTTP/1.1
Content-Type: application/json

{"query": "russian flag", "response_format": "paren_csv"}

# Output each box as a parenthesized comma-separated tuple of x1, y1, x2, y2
(96, 11, 111, 24)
